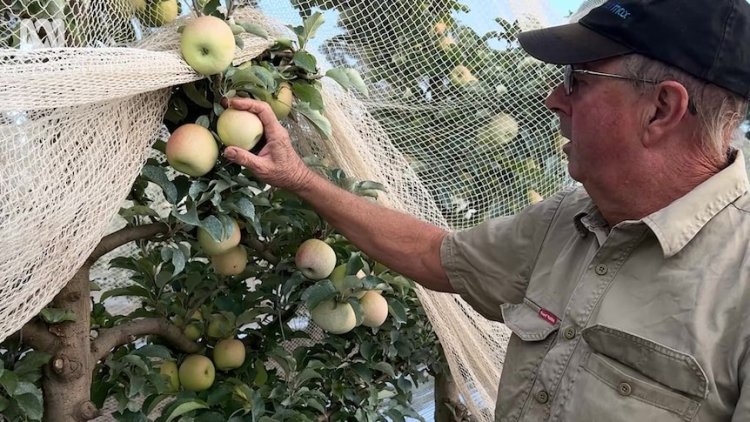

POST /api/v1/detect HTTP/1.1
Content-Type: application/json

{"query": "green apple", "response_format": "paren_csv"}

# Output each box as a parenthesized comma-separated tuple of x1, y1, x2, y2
(159, 360, 180, 392)
(180, 16, 235, 76)
(183, 322, 202, 341)
(207, 314, 233, 339)
(138, 0, 178, 27)
(268, 82, 293, 120)
(477, 113, 519, 146)
(295, 239, 337, 280)
(179, 355, 215, 392)
(213, 338, 246, 371)
(359, 291, 388, 328)
(217, 109, 264, 150)
(210, 246, 248, 276)
(329, 264, 366, 299)
(449, 65, 478, 86)
(310, 299, 357, 334)
(166, 123, 219, 177)
(197, 218, 241, 255)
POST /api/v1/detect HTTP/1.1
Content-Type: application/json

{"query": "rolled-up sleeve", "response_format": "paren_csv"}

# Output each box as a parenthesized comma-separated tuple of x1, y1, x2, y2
(440, 190, 569, 321)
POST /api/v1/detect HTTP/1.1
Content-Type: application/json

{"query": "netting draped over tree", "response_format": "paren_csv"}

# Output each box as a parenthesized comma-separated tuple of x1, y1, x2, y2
(1, 0, 573, 419)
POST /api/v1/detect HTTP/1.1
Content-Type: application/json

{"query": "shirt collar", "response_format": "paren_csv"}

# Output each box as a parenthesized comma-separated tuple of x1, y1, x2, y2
(643, 149, 748, 258)
(572, 149, 749, 257)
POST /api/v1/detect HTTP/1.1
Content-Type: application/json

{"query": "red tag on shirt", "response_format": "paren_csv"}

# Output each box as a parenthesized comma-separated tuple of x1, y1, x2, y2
(538, 308, 558, 325)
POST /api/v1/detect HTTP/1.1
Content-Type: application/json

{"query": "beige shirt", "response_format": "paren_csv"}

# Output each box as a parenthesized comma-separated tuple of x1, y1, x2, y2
(441, 150, 750, 422)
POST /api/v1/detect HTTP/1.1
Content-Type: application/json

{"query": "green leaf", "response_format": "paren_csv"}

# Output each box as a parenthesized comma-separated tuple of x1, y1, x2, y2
(301, 281, 338, 310)
(344, 68, 369, 96)
(143, 395, 172, 417)
(119, 205, 160, 221)
(13, 352, 51, 377)
(293, 51, 317, 73)
(302, 11, 325, 44)
(295, 368, 322, 386)
(325, 68, 351, 90)
(134, 345, 172, 359)
(195, 115, 210, 128)
(0, 396, 9, 412)
(0, 369, 18, 395)
(200, 215, 225, 242)
(174, 201, 200, 226)
(142, 165, 178, 204)
(291, 82, 323, 111)
(39, 308, 76, 324)
(372, 362, 396, 378)
(387, 297, 408, 325)
(295, 102, 332, 139)
(183, 82, 213, 108)
(100, 285, 152, 302)
(238, 22, 268, 39)
(253, 359, 268, 387)
(162, 398, 209, 422)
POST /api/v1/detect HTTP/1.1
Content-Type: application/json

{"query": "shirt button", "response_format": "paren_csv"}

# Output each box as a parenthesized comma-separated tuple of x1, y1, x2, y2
(535, 390, 549, 404)
(595, 264, 608, 275)
(618, 382, 632, 396)
(563, 326, 576, 340)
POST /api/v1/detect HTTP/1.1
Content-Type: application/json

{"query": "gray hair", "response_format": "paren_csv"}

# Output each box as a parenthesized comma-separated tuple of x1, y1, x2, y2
(619, 54, 749, 160)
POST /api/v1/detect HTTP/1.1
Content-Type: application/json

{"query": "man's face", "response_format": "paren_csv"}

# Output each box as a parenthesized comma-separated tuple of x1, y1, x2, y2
(545, 58, 647, 187)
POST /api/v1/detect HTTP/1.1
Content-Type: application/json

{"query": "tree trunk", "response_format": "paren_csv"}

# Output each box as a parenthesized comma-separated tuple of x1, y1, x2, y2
(41, 265, 99, 422)
(435, 370, 473, 422)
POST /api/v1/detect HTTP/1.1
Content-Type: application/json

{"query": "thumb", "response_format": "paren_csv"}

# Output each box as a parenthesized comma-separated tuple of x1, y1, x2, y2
(223, 147, 257, 169)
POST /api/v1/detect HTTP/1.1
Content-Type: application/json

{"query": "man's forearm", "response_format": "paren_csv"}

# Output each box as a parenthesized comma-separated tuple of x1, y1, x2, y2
(294, 172, 454, 293)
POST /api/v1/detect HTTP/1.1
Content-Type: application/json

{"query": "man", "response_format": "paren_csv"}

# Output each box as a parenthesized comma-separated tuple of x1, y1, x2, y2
(222, 0, 750, 419)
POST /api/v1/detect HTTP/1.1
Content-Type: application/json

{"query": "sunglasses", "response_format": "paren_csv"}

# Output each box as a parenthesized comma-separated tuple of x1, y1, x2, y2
(561, 64, 697, 114)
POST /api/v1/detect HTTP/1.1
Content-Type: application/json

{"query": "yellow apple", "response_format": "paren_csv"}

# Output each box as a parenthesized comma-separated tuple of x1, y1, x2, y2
(207, 314, 233, 339)
(159, 360, 180, 392)
(179, 355, 215, 392)
(213, 338, 246, 371)
(138, 0, 178, 27)
(210, 246, 248, 276)
(166, 123, 219, 177)
(359, 291, 388, 328)
(197, 218, 241, 255)
(268, 82, 293, 120)
(449, 65, 478, 86)
(310, 299, 357, 334)
(477, 113, 519, 146)
(216, 109, 264, 150)
(295, 239, 337, 280)
(180, 16, 235, 76)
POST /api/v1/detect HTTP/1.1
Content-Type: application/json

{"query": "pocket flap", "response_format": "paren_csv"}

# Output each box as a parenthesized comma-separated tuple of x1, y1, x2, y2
(582, 324, 709, 399)
(501, 298, 560, 341)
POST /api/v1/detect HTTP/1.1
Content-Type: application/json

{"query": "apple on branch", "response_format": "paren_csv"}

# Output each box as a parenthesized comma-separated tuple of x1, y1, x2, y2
(210, 245, 248, 276)
(217, 109, 264, 150)
(179, 355, 215, 392)
(213, 338, 246, 371)
(310, 299, 357, 334)
(197, 217, 241, 255)
(180, 16, 236, 76)
(134, 0, 178, 27)
(295, 239, 337, 280)
(166, 123, 219, 177)
(359, 291, 388, 328)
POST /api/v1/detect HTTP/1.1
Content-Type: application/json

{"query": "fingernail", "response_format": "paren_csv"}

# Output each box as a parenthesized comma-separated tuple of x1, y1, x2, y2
(223, 148, 237, 159)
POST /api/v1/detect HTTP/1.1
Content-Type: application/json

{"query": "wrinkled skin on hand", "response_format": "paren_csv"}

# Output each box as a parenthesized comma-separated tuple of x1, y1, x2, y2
(220, 98, 314, 192)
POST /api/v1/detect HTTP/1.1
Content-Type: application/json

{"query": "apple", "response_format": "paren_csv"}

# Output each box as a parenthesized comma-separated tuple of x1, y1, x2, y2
(137, 0, 178, 27)
(197, 218, 241, 255)
(359, 291, 388, 328)
(210, 246, 248, 276)
(310, 299, 357, 334)
(207, 314, 233, 339)
(329, 264, 367, 299)
(216, 109, 264, 150)
(183, 322, 202, 341)
(268, 82, 293, 120)
(477, 113, 519, 147)
(179, 355, 215, 392)
(433, 21, 448, 35)
(159, 360, 180, 392)
(439, 36, 456, 51)
(295, 239, 337, 280)
(449, 65, 478, 86)
(166, 123, 219, 177)
(213, 338, 246, 371)
(180, 16, 236, 76)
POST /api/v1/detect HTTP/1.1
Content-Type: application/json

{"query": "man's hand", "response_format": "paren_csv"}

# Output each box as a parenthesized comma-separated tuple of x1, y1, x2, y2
(220, 98, 314, 192)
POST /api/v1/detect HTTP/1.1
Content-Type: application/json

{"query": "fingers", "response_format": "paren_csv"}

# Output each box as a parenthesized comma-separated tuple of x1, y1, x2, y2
(221, 97, 286, 138)
(223, 146, 257, 169)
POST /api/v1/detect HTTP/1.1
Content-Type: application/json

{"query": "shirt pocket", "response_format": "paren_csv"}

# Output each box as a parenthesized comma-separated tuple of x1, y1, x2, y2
(501, 297, 561, 341)
(564, 324, 708, 422)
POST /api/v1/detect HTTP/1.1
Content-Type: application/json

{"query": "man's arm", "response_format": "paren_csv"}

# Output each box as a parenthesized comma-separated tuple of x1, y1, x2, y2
(221, 98, 454, 293)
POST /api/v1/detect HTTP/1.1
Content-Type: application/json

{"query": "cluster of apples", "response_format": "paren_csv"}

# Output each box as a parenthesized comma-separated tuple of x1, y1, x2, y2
(162, 313, 247, 392)
(295, 239, 390, 335)
(197, 216, 248, 276)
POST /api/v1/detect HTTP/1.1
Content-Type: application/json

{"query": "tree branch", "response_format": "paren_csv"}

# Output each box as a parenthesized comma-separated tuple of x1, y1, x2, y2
(12, 319, 58, 354)
(246, 236, 279, 265)
(88, 223, 170, 264)
(91, 318, 201, 362)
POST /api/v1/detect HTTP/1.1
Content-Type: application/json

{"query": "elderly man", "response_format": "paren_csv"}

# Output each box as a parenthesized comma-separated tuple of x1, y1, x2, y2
(223, 0, 750, 419)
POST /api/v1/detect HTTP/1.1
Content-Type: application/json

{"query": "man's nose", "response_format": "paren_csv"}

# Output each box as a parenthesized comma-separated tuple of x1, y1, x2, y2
(544, 84, 567, 114)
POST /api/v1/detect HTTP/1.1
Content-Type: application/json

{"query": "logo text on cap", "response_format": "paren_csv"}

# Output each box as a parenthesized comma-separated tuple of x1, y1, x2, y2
(604, 3, 631, 19)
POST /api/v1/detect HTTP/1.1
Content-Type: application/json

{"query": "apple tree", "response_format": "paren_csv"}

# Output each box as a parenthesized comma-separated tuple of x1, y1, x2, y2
(0, 4, 455, 422)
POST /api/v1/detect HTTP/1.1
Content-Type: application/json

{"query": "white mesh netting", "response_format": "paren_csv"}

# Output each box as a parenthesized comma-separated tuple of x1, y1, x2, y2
(1, 0, 581, 419)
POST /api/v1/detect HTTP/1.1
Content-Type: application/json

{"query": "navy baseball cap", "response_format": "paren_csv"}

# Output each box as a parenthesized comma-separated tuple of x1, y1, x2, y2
(517, 0, 750, 99)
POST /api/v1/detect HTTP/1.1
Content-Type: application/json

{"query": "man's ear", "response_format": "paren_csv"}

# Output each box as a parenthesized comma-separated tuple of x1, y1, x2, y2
(643, 81, 691, 146)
